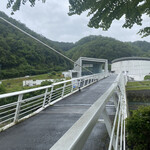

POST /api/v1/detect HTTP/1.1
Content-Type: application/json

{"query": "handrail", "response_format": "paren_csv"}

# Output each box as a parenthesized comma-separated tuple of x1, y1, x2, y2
(50, 73, 127, 150)
(0, 73, 101, 99)
(0, 72, 107, 131)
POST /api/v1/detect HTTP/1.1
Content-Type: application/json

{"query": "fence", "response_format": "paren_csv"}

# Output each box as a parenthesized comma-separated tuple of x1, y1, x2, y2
(0, 72, 107, 131)
(50, 73, 128, 150)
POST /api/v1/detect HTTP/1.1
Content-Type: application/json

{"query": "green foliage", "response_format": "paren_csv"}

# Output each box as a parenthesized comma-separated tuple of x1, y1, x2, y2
(51, 71, 56, 75)
(131, 41, 150, 53)
(68, 0, 150, 37)
(144, 75, 150, 80)
(6, 1, 150, 37)
(126, 80, 150, 91)
(0, 11, 72, 79)
(0, 11, 150, 80)
(41, 80, 52, 86)
(0, 84, 6, 94)
(126, 106, 150, 150)
(66, 35, 144, 62)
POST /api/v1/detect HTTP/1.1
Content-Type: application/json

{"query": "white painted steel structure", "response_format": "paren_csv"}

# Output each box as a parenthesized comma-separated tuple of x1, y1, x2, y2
(50, 73, 128, 150)
(74, 57, 108, 77)
(111, 57, 150, 81)
(0, 72, 128, 150)
(0, 72, 107, 131)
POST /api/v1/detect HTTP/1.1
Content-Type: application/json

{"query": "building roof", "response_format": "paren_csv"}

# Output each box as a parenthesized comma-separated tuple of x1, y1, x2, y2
(112, 57, 150, 63)
(76, 57, 107, 63)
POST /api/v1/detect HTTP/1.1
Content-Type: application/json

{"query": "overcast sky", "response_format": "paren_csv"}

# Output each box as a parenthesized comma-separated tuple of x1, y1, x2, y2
(0, 0, 150, 43)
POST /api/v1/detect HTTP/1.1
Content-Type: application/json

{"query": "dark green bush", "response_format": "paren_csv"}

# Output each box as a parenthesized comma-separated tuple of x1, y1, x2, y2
(41, 81, 52, 86)
(126, 106, 150, 150)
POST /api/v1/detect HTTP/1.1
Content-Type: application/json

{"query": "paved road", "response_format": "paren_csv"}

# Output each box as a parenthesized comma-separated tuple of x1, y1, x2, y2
(0, 75, 117, 150)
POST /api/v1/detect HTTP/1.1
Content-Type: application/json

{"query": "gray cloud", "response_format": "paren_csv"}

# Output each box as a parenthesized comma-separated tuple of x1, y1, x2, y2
(0, 0, 150, 43)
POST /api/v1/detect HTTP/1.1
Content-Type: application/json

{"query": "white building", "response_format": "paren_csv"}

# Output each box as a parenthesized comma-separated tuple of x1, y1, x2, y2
(111, 57, 150, 81)
(62, 57, 108, 78)
(74, 57, 108, 77)
(23, 79, 54, 87)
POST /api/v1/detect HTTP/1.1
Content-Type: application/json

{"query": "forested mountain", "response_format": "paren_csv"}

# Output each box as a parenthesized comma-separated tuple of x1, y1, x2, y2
(0, 11, 72, 79)
(0, 11, 150, 79)
(66, 35, 148, 62)
(131, 41, 150, 53)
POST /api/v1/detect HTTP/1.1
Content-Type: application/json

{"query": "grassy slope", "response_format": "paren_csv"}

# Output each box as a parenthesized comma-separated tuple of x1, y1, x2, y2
(126, 80, 150, 91)
(2, 72, 63, 93)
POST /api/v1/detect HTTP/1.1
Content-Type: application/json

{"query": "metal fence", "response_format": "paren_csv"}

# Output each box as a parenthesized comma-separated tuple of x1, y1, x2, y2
(50, 73, 128, 150)
(0, 72, 107, 131)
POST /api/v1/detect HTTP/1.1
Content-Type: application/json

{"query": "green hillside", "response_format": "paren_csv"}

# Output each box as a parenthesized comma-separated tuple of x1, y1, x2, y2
(131, 41, 150, 53)
(0, 11, 150, 79)
(66, 35, 146, 62)
(0, 11, 72, 79)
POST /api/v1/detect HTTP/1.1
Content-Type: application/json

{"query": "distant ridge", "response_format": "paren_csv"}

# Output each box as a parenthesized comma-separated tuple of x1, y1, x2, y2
(0, 11, 150, 79)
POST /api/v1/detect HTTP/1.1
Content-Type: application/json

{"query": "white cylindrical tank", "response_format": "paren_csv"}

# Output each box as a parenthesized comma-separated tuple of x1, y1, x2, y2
(111, 57, 150, 81)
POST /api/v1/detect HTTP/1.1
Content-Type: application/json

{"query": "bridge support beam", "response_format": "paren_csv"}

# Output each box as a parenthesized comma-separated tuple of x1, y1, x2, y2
(102, 108, 116, 150)
(14, 94, 23, 123)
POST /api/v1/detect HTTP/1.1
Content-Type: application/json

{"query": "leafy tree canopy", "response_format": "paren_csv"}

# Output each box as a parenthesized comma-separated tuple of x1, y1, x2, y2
(7, 0, 150, 37)
(126, 106, 150, 150)
(68, 0, 150, 37)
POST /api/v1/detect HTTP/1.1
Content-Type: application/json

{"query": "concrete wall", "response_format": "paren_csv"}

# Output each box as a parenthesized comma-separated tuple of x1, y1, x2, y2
(111, 60, 150, 81)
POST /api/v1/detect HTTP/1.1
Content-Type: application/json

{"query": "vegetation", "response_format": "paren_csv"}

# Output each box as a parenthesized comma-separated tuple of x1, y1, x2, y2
(0, 12, 150, 80)
(126, 106, 150, 150)
(0, 84, 6, 94)
(126, 81, 150, 111)
(1, 72, 62, 94)
(66, 35, 146, 62)
(41, 80, 52, 86)
(0, 11, 72, 79)
(144, 75, 150, 80)
(5, 0, 150, 37)
(126, 81, 150, 91)
(68, 0, 150, 37)
(131, 41, 150, 53)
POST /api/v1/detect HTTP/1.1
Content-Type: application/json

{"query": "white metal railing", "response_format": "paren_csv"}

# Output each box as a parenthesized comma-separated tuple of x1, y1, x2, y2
(50, 73, 128, 150)
(0, 72, 107, 131)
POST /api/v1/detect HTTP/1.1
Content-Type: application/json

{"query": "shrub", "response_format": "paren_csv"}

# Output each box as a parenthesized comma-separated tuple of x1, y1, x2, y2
(51, 71, 56, 76)
(126, 106, 150, 150)
(41, 81, 52, 86)
(0, 83, 6, 94)
(144, 75, 150, 80)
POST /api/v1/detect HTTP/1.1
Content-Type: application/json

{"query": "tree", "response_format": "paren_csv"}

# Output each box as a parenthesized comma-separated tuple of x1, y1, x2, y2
(126, 106, 150, 150)
(7, 0, 150, 37)
(68, 0, 150, 37)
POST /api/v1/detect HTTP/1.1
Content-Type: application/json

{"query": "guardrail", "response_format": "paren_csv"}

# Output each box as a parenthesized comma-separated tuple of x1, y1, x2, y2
(50, 73, 128, 150)
(0, 72, 107, 131)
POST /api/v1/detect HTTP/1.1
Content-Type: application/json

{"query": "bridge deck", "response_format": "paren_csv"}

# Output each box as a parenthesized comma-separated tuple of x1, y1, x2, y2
(0, 75, 117, 150)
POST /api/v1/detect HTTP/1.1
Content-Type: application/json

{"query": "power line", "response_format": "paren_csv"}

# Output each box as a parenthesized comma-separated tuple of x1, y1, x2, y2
(0, 17, 93, 75)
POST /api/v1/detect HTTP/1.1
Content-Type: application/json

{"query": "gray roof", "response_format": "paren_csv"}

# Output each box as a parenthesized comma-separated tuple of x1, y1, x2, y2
(76, 57, 107, 63)
(112, 57, 150, 63)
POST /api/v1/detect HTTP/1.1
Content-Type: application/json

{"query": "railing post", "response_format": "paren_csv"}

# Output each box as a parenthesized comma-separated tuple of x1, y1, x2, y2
(87, 78, 90, 85)
(61, 83, 66, 98)
(78, 79, 81, 91)
(49, 85, 54, 104)
(14, 94, 23, 123)
(43, 88, 48, 107)
(71, 80, 74, 93)
(83, 78, 86, 87)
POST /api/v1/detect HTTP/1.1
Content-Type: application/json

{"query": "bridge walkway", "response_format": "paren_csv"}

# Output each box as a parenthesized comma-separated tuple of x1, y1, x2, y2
(0, 75, 117, 150)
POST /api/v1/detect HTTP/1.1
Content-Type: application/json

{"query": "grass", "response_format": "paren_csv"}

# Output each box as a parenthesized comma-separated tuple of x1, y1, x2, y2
(1, 72, 64, 93)
(126, 80, 150, 91)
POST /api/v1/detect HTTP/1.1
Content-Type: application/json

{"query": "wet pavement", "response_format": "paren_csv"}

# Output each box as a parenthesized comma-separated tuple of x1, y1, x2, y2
(0, 75, 117, 150)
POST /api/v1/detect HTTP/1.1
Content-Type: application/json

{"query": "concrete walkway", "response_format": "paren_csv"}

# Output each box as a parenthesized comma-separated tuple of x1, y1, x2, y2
(0, 75, 117, 150)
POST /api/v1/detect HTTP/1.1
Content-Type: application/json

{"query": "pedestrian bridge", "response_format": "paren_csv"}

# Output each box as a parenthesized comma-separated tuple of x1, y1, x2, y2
(0, 73, 127, 150)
